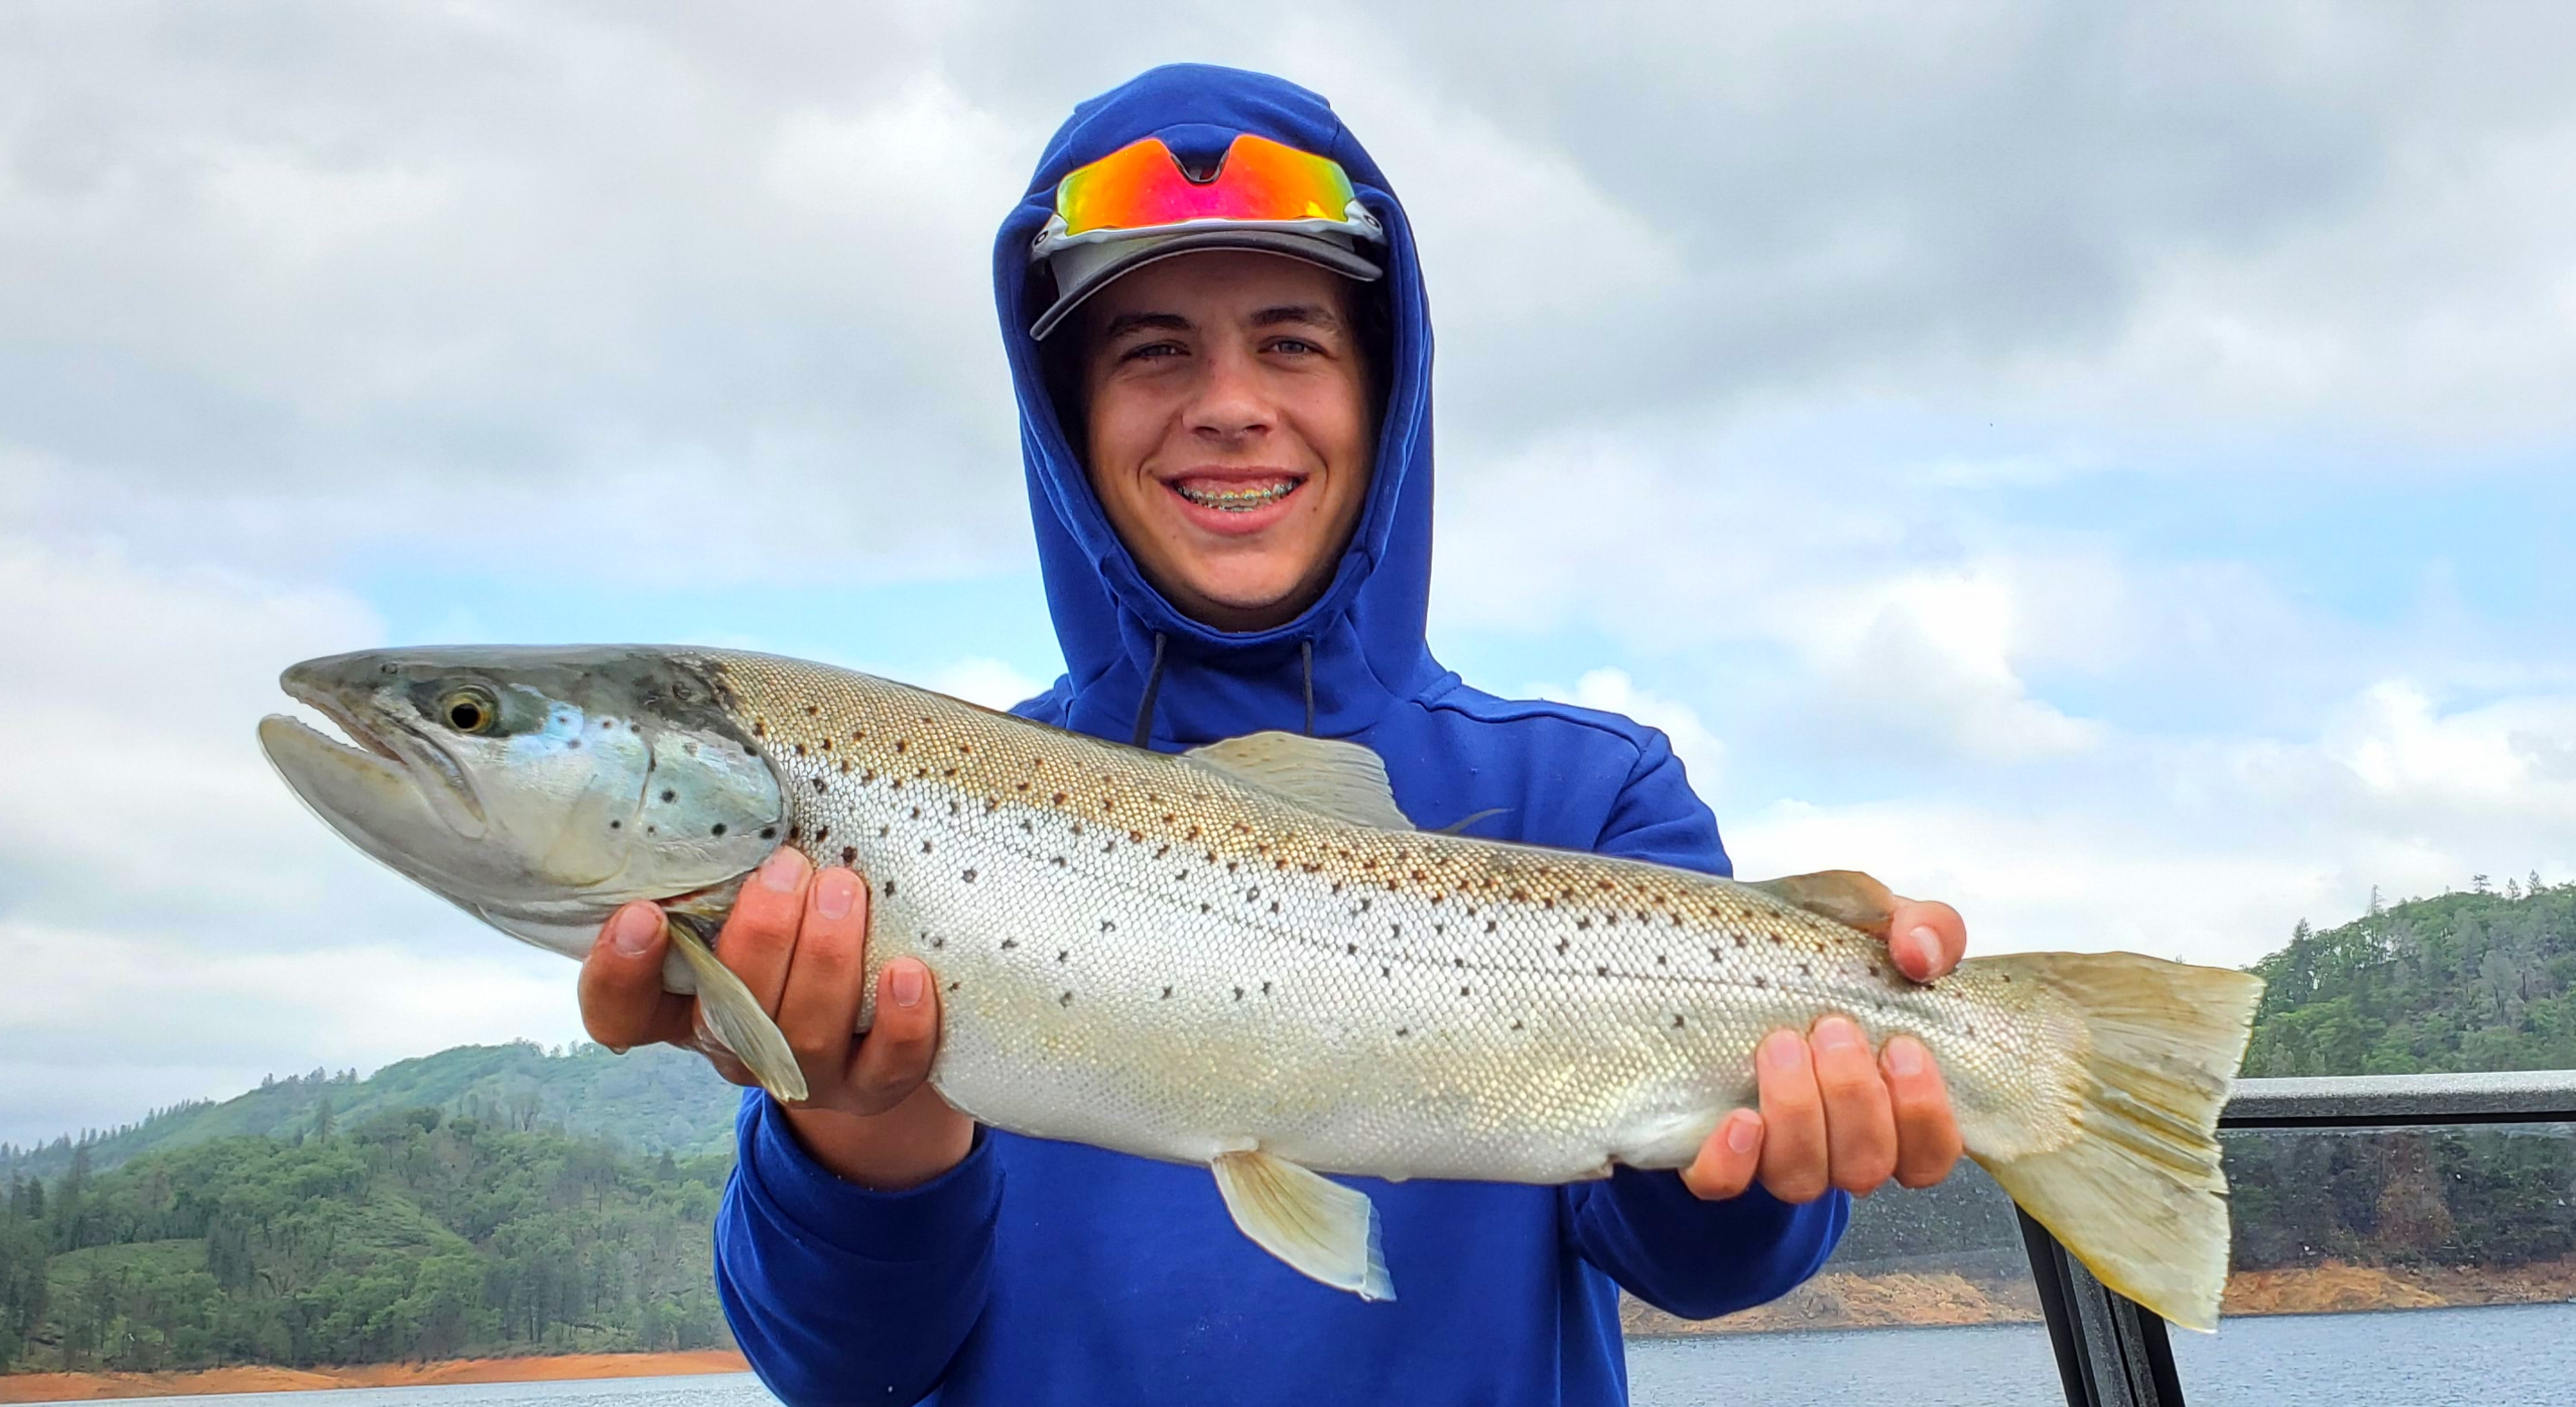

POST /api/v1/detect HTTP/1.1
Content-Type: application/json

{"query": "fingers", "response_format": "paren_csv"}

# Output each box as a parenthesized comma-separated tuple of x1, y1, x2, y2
(580, 903, 695, 1051)
(1682, 1110, 1766, 1200)
(1885, 896, 1966, 982)
(843, 959, 943, 1116)
(773, 867, 872, 1090)
(1883, 1036, 1965, 1188)
(1753, 1029, 1830, 1203)
(1809, 1016, 1898, 1195)
(716, 849, 815, 1009)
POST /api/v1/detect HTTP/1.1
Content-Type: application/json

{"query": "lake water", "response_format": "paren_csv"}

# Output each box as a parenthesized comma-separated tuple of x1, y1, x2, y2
(62, 1301, 2576, 1406)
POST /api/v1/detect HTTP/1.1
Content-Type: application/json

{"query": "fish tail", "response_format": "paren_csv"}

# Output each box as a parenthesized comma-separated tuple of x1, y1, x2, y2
(1968, 952, 2263, 1332)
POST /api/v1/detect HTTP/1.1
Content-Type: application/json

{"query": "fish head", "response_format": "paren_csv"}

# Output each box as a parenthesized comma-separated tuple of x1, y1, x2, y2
(258, 645, 785, 958)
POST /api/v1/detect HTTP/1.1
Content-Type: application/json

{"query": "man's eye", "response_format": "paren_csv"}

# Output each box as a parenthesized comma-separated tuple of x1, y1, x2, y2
(1268, 337, 1321, 355)
(1120, 341, 1184, 362)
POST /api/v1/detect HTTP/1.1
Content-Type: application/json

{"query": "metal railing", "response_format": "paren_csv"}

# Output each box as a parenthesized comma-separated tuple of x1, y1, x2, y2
(2027, 1068, 2576, 1407)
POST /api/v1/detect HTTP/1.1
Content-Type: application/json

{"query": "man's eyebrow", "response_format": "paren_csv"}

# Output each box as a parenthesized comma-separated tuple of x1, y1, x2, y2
(1099, 311, 1192, 340)
(1250, 304, 1339, 329)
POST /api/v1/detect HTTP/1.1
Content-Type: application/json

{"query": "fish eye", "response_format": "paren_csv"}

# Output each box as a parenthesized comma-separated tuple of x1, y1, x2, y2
(439, 687, 500, 735)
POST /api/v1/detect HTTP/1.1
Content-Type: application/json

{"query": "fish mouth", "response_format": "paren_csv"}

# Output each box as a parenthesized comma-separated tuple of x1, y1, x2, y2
(270, 672, 489, 837)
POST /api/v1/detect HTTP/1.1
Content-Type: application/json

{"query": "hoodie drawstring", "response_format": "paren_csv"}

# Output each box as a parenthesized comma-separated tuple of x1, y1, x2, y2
(1132, 631, 1168, 749)
(1301, 639, 1316, 737)
(1133, 632, 1317, 745)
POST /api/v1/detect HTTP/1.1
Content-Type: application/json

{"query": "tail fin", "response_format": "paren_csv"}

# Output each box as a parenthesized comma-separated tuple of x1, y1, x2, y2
(1970, 951, 2263, 1332)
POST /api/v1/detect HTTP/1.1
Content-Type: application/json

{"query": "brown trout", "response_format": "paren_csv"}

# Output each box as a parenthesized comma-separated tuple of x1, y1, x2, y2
(258, 645, 2260, 1328)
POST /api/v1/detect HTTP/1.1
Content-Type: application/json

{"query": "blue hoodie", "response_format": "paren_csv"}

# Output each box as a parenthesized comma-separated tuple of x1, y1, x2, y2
(712, 64, 1848, 1406)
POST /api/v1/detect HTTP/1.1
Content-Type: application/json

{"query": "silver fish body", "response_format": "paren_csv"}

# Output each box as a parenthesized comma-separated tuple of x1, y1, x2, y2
(261, 645, 2261, 1328)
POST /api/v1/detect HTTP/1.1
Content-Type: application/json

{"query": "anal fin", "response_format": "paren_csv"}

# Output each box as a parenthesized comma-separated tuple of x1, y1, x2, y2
(1210, 1149, 1396, 1302)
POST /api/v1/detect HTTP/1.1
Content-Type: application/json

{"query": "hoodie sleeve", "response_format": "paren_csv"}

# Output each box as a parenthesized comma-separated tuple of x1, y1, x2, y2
(713, 1091, 1001, 1405)
(1556, 727, 1852, 1319)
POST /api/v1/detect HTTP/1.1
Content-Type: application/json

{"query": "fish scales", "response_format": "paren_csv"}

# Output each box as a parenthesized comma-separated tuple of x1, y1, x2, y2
(260, 643, 2261, 1325)
(707, 651, 2082, 1182)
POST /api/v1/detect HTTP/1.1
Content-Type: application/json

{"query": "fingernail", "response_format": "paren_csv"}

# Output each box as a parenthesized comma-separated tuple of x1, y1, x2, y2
(1761, 1030, 1803, 1069)
(1886, 1037, 1925, 1078)
(889, 962, 925, 1008)
(1724, 1112, 1761, 1155)
(1812, 1016, 1860, 1053)
(1907, 925, 1942, 976)
(814, 868, 857, 920)
(610, 904, 658, 956)
(760, 847, 808, 893)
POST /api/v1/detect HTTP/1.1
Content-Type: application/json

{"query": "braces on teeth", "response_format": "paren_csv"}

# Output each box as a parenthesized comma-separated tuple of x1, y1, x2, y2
(1177, 482, 1296, 510)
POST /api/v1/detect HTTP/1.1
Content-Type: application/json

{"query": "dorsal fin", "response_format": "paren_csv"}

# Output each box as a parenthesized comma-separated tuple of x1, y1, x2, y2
(1747, 870, 1898, 936)
(1184, 731, 1413, 829)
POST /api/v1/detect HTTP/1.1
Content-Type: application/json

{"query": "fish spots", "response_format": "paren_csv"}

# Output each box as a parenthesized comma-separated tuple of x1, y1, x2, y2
(1059, 991, 1073, 1008)
(1233, 987, 1244, 1001)
(1458, 985, 1470, 996)
(881, 878, 897, 897)
(1345, 942, 1359, 954)
(1053, 792, 1068, 804)
(894, 739, 909, 753)
(1754, 975, 1770, 989)
(1510, 1020, 1525, 1032)
(962, 869, 977, 883)
(812, 778, 828, 794)
(1001, 938, 1018, 950)
(1395, 1027, 1409, 1038)
(661, 789, 677, 803)
(566, 737, 582, 750)
(1555, 937, 1570, 955)
(841, 845, 857, 865)
(1485, 920, 1498, 935)
(1160, 986, 1173, 999)
(920, 839, 934, 854)
(1733, 935, 1749, 948)
(1595, 964, 1608, 977)
(710, 823, 727, 837)
(1672, 1015, 1686, 1029)
(609, 820, 621, 830)
(1798, 962, 1813, 977)
(1056, 950, 1068, 962)
(1577, 917, 1592, 930)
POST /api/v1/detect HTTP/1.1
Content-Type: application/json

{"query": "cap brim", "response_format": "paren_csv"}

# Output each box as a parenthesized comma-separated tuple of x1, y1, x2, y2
(1029, 229, 1384, 341)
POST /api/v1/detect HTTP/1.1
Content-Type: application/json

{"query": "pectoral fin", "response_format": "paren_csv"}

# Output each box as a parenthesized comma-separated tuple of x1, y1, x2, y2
(662, 913, 809, 1103)
(1747, 870, 1898, 937)
(1210, 1149, 1396, 1302)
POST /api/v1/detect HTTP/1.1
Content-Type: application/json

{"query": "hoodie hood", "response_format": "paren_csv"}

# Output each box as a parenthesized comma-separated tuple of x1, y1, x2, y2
(995, 64, 1443, 748)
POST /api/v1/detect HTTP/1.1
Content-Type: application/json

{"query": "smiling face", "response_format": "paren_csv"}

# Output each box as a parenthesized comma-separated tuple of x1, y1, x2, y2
(1076, 250, 1375, 632)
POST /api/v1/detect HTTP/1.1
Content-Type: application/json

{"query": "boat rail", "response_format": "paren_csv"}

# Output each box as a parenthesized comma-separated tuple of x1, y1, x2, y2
(2023, 1068, 2576, 1407)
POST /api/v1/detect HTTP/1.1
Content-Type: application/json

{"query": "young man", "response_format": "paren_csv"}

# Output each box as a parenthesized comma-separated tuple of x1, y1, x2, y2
(579, 64, 1970, 1404)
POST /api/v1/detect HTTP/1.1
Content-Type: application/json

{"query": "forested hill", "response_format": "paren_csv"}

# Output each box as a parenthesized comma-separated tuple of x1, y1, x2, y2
(0, 1043, 740, 1184)
(0, 1111, 733, 1372)
(2243, 878, 2576, 1077)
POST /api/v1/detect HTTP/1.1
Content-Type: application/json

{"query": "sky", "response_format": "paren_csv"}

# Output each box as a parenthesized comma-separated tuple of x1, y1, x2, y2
(3, 1, 2572, 1150)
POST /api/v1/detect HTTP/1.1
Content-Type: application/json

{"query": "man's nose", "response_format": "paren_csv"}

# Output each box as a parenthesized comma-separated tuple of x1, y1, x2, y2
(1184, 343, 1274, 440)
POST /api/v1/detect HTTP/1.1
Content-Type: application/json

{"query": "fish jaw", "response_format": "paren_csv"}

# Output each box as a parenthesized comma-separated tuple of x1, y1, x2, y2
(259, 712, 497, 899)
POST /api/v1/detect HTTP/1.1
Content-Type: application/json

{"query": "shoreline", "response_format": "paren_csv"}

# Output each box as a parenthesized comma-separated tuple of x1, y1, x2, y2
(12, 1256, 2576, 1399)
(0, 1352, 752, 1403)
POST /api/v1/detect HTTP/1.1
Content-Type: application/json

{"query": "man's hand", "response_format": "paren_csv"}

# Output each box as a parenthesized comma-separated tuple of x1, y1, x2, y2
(578, 847, 975, 1190)
(1681, 895, 1968, 1203)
